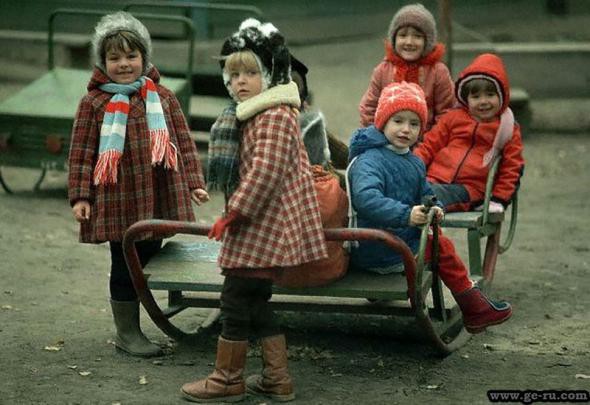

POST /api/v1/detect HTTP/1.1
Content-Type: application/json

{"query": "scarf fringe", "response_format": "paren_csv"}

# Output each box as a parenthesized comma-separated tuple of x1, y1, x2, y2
(150, 128, 178, 170)
(93, 150, 122, 185)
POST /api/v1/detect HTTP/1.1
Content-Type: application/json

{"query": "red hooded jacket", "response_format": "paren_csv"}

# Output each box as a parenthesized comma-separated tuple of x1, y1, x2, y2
(414, 53, 524, 206)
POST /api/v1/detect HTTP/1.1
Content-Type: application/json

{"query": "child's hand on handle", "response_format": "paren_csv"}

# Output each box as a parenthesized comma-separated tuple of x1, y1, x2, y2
(431, 206, 444, 223)
(191, 188, 210, 206)
(410, 205, 428, 226)
(72, 200, 91, 223)
(208, 211, 248, 241)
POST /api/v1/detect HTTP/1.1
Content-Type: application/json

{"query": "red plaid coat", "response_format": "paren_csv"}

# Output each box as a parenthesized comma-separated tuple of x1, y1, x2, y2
(219, 105, 328, 269)
(68, 67, 205, 243)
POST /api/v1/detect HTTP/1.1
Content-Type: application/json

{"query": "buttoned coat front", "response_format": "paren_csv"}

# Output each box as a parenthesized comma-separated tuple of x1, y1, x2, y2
(219, 104, 328, 269)
(68, 67, 205, 243)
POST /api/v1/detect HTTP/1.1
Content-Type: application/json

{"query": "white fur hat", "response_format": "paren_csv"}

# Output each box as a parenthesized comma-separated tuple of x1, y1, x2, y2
(91, 11, 152, 73)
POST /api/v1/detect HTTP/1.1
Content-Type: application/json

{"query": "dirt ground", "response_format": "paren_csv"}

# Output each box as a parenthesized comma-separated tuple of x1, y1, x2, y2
(2, 18, 590, 405)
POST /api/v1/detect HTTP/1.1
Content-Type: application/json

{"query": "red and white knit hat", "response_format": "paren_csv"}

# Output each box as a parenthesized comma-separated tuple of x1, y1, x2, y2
(375, 81, 428, 131)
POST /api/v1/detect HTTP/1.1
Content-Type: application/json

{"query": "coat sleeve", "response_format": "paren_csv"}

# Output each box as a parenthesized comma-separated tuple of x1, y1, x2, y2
(227, 108, 297, 220)
(350, 156, 412, 228)
(414, 114, 451, 167)
(432, 63, 455, 123)
(358, 63, 385, 127)
(68, 95, 98, 206)
(167, 93, 206, 190)
(492, 124, 525, 204)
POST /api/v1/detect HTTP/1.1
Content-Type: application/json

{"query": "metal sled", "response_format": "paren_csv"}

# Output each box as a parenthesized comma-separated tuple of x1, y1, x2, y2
(123, 157, 517, 356)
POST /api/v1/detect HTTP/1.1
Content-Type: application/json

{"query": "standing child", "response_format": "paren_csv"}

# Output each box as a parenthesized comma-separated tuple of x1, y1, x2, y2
(181, 19, 327, 403)
(359, 3, 455, 132)
(68, 12, 208, 357)
(414, 53, 525, 213)
(348, 81, 512, 334)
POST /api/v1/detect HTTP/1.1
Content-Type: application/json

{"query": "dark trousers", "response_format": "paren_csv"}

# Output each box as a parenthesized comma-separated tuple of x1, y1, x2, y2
(220, 275, 280, 341)
(109, 240, 162, 301)
(429, 183, 471, 212)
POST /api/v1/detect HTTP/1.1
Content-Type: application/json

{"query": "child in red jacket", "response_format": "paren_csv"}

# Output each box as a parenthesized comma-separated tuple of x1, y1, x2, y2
(359, 3, 454, 132)
(415, 53, 525, 212)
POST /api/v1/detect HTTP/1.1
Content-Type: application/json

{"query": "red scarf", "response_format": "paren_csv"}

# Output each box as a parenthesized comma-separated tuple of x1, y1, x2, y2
(384, 41, 446, 84)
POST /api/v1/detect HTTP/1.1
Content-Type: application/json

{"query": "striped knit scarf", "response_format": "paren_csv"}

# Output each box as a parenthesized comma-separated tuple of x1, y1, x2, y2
(207, 102, 241, 197)
(94, 77, 177, 185)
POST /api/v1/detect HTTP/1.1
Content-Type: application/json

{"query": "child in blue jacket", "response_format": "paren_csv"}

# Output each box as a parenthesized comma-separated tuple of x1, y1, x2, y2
(348, 81, 512, 333)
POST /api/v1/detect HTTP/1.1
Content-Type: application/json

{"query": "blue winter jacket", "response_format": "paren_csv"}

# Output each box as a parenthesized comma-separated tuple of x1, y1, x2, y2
(348, 125, 436, 272)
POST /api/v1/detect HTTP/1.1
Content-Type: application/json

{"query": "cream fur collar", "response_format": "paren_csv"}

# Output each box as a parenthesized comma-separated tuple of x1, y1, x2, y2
(236, 81, 300, 121)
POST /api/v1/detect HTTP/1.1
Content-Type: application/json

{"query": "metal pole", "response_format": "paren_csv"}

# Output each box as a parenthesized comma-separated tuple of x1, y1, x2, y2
(438, 0, 453, 75)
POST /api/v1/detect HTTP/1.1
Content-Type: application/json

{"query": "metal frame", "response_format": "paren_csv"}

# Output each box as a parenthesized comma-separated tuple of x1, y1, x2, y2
(123, 211, 471, 356)
(121, 155, 518, 355)
(0, 9, 195, 194)
(48, 8, 195, 97)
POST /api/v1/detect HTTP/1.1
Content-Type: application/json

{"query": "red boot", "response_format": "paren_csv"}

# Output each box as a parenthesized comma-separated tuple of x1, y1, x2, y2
(453, 287, 512, 334)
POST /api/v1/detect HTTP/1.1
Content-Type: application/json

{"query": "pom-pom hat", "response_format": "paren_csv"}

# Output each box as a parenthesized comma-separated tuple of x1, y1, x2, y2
(219, 18, 291, 91)
(91, 11, 152, 74)
(374, 81, 428, 131)
(388, 3, 437, 56)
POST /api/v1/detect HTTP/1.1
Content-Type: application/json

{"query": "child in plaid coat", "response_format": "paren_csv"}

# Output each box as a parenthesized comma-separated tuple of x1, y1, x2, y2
(181, 19, 327, 403)
(67, 12, 208, 357)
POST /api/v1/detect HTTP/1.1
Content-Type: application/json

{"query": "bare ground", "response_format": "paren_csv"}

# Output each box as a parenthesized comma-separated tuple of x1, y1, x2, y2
(1, 20, 590, 405)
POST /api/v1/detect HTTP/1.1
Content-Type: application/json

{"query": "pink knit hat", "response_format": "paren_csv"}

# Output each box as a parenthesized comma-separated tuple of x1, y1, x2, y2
(388, 3, 437, 56)
(374, 81, 428, 131)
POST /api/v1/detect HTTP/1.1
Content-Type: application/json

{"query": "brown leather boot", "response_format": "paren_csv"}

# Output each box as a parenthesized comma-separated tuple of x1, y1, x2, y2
(181, 336, 248, 403)
(246, 334, 295, 402)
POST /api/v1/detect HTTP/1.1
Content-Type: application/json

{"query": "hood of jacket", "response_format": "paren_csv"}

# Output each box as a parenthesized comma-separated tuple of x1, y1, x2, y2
(348, 125, 390, 161)
(455, 53, 510, 114)
(86, 65, 161, 92)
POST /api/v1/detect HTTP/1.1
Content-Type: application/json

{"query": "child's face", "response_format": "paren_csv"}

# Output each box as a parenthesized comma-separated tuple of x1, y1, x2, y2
(229, 67, 263, 101)
(467, 89, 501, 122)
(383, 110, 421, 149)
(394, 26, 426, 62)
(105, 44, 143, 84)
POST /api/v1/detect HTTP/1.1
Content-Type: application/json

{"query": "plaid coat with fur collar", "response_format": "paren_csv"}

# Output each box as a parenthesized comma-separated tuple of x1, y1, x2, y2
(68, 67, 205, 243)
(219, 103, 328, 269)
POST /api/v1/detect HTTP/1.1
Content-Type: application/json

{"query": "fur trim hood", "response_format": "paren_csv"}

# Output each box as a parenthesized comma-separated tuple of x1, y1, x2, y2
(236, 81, 300, 121)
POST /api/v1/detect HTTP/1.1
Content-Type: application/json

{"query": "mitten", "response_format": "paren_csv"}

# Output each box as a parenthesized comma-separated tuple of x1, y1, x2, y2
(208, 211, 248, 241)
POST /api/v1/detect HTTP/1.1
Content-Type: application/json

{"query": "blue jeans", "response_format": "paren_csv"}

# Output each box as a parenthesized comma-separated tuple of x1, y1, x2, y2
(429, 183, 470, 211)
